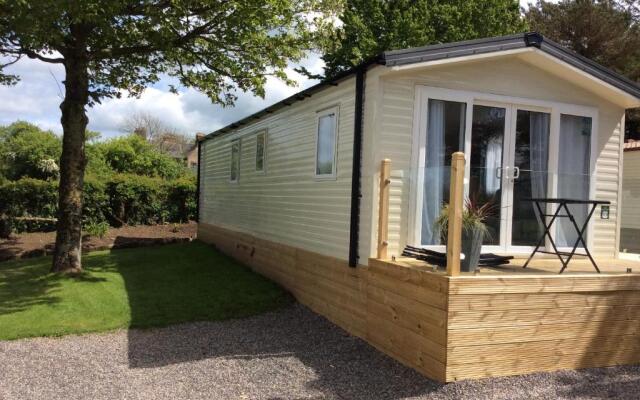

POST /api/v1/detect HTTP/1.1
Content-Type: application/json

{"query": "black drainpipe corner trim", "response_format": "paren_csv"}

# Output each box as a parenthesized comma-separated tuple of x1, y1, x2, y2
(348, 67, 366, 268)
(196, 139, 202, 223)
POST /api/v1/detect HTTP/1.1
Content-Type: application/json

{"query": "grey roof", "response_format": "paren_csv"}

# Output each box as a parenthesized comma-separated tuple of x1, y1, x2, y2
(203, 32, 640, 142)
(385, 32, 640, 99)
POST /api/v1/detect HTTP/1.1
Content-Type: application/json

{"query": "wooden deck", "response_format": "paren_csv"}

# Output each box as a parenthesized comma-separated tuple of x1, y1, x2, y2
(377, 256, 640, 381)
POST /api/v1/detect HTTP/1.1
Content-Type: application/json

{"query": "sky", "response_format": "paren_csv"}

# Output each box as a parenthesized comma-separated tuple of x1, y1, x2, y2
(0, 0, 540, 139)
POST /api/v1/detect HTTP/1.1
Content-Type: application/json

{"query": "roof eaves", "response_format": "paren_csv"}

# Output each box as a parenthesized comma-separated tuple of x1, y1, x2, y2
(382, 31, 640, 100)
(537, 38, 640, 99)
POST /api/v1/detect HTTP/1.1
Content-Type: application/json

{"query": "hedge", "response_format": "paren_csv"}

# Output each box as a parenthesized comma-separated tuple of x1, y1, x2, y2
(0, 174, 196, 233)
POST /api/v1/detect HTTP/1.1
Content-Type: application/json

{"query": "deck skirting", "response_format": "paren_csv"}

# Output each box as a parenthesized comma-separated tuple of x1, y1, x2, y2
(198, 223, 640, 382)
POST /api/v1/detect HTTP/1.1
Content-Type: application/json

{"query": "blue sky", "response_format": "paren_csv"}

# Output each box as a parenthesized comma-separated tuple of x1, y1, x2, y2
(0, 0, 542, 139)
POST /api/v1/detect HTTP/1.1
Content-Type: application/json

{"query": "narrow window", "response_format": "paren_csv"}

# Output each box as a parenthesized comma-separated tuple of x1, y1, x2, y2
(256, 131, 266, 172)
(557, 114, 592, 247)
(230, 139, 240, 182)
(422, 99, 466, 245)
(315, 108, 338, 178)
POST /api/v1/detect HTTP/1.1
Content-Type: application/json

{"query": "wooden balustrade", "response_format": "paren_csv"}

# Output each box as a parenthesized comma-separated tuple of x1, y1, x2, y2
(446, 152, 465, 276)
(377, 159, 391, 259)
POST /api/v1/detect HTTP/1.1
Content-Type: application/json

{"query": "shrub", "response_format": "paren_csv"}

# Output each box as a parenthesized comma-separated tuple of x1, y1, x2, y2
(0, 121, 62, 180)
(0, 216, 12, 238)
(166, 176, 197, 223)
(0, 175, 196, 233)
(0, 178, 58, 218)
(96, 135, 189, 180)
(84, 221, 109, 238)
(105, 174, 169, 225)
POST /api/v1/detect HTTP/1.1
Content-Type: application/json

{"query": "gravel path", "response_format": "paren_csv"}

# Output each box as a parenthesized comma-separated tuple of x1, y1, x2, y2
(1, 304, 639, 400)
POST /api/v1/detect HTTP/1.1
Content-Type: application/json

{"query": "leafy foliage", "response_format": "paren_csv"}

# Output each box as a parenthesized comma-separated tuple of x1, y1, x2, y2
(0, 1, 339, 105)
(84, 221, 109, 238)
(96, 135, 188, 180)
(0, 174, 196, 233)
(0, 121, 62, 180)
(525, 0, 640, 139)
(321, 0, 526, 77)
(0, 121, 197, 232)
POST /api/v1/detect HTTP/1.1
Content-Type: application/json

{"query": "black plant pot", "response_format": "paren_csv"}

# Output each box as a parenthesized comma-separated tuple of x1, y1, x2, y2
(461, 227, 484, 272)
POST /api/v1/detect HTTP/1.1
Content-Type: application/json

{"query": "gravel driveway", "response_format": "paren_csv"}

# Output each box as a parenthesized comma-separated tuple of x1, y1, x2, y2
(1, 304, 639, 400)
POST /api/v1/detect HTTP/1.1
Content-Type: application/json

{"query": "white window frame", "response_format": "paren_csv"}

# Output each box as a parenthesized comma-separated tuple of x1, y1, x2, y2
(255, 130, 267, 174)
(409, 85, 598, 253)
(229, 138, 241, 183)
(314, 106, 340, 180)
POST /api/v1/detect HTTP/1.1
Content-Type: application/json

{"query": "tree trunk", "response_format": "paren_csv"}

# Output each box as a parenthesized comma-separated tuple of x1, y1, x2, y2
(51, 53, 89, 273)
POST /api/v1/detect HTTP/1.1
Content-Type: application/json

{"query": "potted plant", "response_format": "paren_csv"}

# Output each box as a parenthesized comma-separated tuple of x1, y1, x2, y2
(434, 198, 494, 272)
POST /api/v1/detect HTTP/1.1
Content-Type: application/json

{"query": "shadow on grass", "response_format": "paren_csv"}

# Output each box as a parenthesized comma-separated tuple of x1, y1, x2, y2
(0, 257, 106, 315)
(0, 258, 59, 314)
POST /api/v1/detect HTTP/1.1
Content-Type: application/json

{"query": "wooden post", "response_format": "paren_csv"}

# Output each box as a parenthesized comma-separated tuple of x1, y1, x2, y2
(447, 152, 465, 276)
(377, 159, 391, 259)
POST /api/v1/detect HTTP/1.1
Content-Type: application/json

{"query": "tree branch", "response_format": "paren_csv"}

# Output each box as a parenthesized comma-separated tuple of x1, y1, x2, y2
(90, 14, 221, 60)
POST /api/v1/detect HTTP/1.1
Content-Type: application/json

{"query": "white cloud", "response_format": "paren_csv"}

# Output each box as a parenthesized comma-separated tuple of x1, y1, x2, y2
(0, 52, 324, 139)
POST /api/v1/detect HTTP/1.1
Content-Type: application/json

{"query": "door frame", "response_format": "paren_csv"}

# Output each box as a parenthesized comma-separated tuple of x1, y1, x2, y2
(409, 85, 599, 254)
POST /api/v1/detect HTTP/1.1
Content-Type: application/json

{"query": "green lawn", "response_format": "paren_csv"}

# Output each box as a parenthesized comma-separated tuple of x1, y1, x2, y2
(0, 241, 292, 340)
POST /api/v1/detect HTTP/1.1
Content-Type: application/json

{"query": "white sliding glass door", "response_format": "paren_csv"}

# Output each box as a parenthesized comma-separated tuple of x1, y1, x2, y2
(412, 86, 596, 254)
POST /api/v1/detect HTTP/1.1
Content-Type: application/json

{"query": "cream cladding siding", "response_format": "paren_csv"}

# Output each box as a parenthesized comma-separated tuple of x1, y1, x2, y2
(622, 151, 640, 230)
(363, 56, 625, 258)
(200, 78, 356, 259)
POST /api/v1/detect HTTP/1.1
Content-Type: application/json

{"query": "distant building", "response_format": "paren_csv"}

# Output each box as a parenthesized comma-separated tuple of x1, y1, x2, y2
(186, 133, 205, 170)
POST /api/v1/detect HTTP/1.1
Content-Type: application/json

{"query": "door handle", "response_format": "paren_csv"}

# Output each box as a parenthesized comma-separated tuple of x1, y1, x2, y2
(496, 166, 508, 179)
(513, 166, 520, 179)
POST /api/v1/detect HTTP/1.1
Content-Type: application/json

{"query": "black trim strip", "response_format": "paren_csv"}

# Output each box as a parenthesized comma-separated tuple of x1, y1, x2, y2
(348, 68, 366, 268)
(196, 139, 202, 222)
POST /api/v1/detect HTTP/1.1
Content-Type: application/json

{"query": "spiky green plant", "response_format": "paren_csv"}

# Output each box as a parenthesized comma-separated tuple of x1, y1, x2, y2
(434, 197, 497, 243)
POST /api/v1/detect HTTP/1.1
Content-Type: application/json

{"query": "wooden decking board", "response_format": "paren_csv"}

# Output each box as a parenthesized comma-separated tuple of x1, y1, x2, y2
(448, 304, 640, 328)
(448, 291, 640, 311)
(447, 334, 640, 364)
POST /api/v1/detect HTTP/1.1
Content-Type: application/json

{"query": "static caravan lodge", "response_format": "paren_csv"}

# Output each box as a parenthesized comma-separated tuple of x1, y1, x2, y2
(198, 33, 640, 382)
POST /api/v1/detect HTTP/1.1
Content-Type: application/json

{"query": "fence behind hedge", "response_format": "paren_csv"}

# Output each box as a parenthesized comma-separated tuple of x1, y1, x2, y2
(0, 174, 196, 232)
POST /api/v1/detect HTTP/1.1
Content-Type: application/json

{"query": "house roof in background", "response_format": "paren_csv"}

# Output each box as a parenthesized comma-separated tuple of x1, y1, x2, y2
(203, 32, 640, 142)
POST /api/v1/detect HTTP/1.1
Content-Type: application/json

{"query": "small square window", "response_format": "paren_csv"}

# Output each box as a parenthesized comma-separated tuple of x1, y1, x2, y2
(315, 107, 338, 178)
(230, 139, 240, 182)
(256, 131, 266, 172)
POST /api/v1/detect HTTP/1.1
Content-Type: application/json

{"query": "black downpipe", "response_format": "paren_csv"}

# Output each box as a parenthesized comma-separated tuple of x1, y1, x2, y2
(348, 68, 366, 267)
(196, 140, 202, 223)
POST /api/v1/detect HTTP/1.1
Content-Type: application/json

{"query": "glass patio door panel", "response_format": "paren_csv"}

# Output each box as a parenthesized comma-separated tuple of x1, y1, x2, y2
(414, 86, 595, 253)
(556, 114, 592, 247)
(469, 105, 507, 246)
(421, 99, 467, 246)
(510, 109, 551, 247)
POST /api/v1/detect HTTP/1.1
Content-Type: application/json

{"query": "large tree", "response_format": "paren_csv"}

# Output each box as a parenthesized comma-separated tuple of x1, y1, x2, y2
(321, 0, 526, 77)
(525, 0, 640, 139)
(0, 0, 338, 273)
